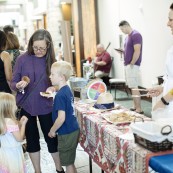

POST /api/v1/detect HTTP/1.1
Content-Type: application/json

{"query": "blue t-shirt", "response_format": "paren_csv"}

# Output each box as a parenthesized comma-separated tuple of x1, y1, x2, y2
(52, 85, 79, 135)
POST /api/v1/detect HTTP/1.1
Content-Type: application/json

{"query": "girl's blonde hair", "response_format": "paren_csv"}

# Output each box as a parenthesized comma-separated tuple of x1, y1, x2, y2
(0, 92, 17, 135)
(52, 61, 73, 81)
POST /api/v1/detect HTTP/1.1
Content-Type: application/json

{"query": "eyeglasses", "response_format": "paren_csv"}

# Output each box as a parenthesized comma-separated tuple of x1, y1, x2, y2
(32, 46, 47, 52)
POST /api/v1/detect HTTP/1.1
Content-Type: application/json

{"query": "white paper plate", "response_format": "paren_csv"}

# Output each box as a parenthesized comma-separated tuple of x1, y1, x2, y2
(87, 81, 107, 100)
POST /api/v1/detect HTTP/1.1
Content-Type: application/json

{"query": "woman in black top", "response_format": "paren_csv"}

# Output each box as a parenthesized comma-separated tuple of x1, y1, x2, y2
(0, 30, 12, 93)
(5, 32, 21, 70)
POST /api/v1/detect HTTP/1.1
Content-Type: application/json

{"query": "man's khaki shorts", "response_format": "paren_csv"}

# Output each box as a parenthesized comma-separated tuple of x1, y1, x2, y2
(125, 64, 140, 88)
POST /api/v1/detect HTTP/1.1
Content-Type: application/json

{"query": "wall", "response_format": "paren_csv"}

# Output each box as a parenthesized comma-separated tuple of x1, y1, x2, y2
(81, 0, 98, 58)
(72, 0, 98, 76)
(97, 0, 173, 88)
(23, 0, 63, 57)
(72, 0, 83, 76)
(47, 0, 62, 58)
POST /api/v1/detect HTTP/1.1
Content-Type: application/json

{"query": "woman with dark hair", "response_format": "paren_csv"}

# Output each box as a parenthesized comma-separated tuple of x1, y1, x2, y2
(0, 30, 12, 93)
(3, 25, 14, 34)
(11, 29, 64, 173)
(5, 32, 20, 69)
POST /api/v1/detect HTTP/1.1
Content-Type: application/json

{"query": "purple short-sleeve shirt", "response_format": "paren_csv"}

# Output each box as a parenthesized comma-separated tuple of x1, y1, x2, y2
(124, 30, 143, 66)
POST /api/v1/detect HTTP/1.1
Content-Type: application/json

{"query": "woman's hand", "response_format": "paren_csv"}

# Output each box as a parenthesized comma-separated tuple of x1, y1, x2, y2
(16, 80, 28, 90)
(147, 85, 163, 97)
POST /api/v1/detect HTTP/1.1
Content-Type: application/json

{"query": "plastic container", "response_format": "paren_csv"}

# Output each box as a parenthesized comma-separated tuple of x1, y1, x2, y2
(130, 121, 173, 152)
(83, 63, 94, 80)
(130, 121, 171, 142)
(80, 87, 88, 100)
(69, 77, 88, 91)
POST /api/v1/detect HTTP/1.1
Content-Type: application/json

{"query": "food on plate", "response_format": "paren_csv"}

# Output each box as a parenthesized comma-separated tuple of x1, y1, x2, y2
(40, 92, 52, 97)
(22, 76, 30, 83)
(109, 112, 135, 123)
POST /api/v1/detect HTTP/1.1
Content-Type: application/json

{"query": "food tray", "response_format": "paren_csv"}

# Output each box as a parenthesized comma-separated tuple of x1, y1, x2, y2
(101, 109, 136, 125)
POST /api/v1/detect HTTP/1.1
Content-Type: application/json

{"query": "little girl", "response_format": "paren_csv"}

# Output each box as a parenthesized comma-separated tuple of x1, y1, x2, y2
(0, 92, 28, 173)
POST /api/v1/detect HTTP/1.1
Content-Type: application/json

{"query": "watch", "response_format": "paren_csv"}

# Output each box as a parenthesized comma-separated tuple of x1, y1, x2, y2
(161, 97, 169, 105)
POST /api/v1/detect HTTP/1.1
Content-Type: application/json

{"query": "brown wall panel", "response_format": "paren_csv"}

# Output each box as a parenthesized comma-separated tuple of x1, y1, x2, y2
(72, 0, 83, 76)
(72, 0, 98, 77)
(61, 21, 73, 64)
(61, 4, 72, 21)
(81, 0, 98, 59)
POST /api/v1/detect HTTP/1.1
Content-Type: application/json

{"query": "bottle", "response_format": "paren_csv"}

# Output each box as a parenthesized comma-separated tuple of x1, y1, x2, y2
(80, 87, 88, 100)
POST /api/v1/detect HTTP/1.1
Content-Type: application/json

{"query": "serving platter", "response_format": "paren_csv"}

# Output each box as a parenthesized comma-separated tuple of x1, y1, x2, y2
(101, 109, 137, 125)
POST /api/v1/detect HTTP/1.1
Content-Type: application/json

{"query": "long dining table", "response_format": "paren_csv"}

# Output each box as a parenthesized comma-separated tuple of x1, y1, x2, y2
(74, 99, 154, 173)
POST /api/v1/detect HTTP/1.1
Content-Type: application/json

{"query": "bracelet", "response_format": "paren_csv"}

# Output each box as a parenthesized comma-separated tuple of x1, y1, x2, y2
(169, 89, 173, 95)
(161, 97, 169, 105)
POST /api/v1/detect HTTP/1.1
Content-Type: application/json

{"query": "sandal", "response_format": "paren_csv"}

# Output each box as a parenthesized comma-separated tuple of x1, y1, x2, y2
(56, 167, 65, 173)
(135, 110, 144, 114)
(130, 108, 136, 111)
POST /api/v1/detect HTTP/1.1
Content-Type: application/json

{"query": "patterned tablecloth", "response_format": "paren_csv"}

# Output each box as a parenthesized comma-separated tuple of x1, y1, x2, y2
(75, 100, 152, 173)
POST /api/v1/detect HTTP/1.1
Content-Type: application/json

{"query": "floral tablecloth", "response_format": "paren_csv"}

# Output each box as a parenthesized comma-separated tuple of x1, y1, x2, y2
(75, 100, 152, 173)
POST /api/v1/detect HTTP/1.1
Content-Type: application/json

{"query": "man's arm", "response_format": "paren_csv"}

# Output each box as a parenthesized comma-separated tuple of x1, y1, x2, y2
(95, 60, 106, 66)
(130, 44, 141, 65)
(94, 53, 110, 66)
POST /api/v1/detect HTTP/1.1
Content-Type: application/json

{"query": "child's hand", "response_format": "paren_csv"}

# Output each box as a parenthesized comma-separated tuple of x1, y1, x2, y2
(40, 92, 53, 98)
(40, 86, 56, 98)
(48, 131, 56, 138)
(46, 86, 56, 93)
(20, 116, 28, 125)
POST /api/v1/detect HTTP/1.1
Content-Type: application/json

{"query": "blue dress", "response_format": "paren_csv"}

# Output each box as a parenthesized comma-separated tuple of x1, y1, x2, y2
(0, 120, 26, 173)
